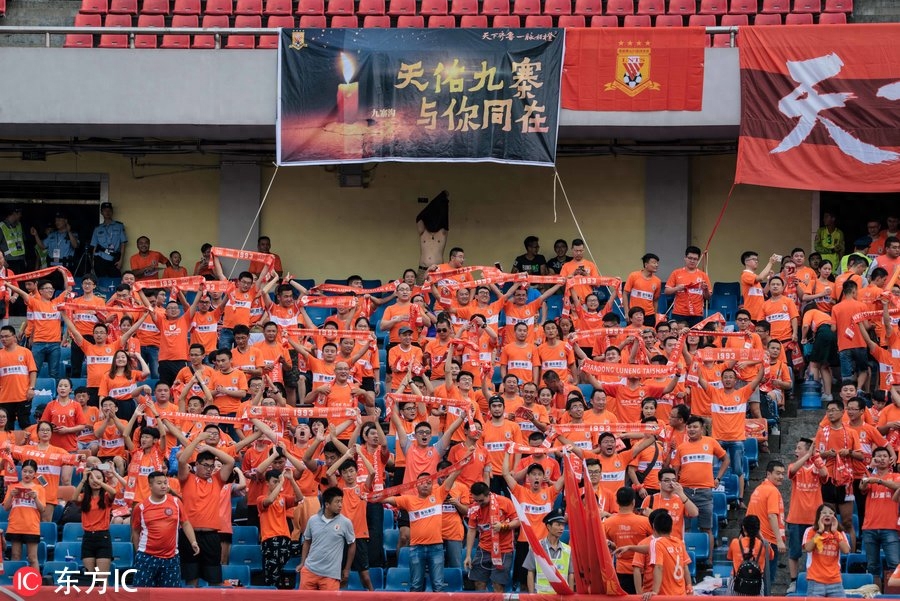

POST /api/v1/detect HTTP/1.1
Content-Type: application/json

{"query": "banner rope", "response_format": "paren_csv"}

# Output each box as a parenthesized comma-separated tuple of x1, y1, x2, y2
(227, 163, 280, 279)
(701, 182, 736, 281)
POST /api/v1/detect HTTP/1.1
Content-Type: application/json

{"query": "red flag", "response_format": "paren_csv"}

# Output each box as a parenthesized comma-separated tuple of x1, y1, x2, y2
(509, 495, 575, 595)
(582, 463, 626, 596)
(735, 24, 900, 192)
(562, 27, 706, 111)
(563, 452, 592, 593)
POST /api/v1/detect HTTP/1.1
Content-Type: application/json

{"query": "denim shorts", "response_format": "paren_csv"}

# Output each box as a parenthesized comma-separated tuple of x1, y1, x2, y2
(787, 523, 811, 561)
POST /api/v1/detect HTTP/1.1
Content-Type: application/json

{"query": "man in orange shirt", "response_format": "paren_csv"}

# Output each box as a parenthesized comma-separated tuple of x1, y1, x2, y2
(869, 236, 900, 277)
(664, 246, 711, 327)
(249, 236, 283, 276)
(559, 238, 600, 304)
(143, 291, 197, 387)
(481, 396, 526, 495)
(746, 460, 787, 592)
(832, 280, 870, 392)
(762, 276, 799, 344)
(791, 248, 818, 293)
(786, 438, 827, 594)
(258, 469, 303, 587)
(639, 467, 698, 540)
(859, 446, 900, 589)
(130, 236, 170, 281)
(177, 430, 236, 586)
(740, 251, 780, 321)
(212, 261, 267, 350)
(386, 327, 424, 392)
(624, 253, 663, 327)
(501, 283, 560, 345)
(0, 325, 37, 429)
(7, 277, 70, 380)
(464, 481, 519, 592)
(646, 512, 690, 597)
(500, 322, 539, 385)
(605, 487, 653, 594)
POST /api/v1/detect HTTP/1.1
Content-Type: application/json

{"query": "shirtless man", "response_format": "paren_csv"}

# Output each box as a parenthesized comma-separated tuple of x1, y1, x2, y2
(416, 190, 449, 284)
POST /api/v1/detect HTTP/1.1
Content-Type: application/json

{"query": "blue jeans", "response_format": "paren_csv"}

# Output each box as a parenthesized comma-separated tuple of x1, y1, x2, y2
(31, 341, 60, 379)
(141, 345, 159, 379)
(219, 328, 234, 351)
(807, 580, 845, 597)
(409, 543, 445, 592)
(863, 528, 900, 577)
(443, 539, 462, 569)
(839, 347, 868, 380)
(768, 544, 780, 593)
(721, 440, 745, 479)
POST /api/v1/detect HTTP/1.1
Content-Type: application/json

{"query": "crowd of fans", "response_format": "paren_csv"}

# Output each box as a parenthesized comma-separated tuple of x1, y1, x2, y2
(0, 204, 900, 596)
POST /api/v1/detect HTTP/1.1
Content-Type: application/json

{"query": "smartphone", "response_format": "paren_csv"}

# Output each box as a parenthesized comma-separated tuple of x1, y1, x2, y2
(37, 475, 49, 486)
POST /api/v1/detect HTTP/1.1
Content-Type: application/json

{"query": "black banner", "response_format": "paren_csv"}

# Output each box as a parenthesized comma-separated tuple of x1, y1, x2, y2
(277, 28, 563, 166)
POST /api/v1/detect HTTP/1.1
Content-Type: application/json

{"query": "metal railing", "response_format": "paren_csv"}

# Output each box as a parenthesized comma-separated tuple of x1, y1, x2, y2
(0, 24, 741, 48)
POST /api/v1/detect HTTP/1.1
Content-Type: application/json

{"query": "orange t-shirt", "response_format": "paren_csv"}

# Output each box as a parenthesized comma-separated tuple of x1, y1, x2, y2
(468, 494, 516, 553)
(604, 511, 653, 574)
(79, 339, 121, 388)
(394, 485, 445, 545)
(97, 420, 128, 458)
(648, 535, 690, 595)
(862, 472, 900, 530)
(746, 479, 785, 545)
(5, 482, 45, 535)
(403, 443, 442, 484)
(666, 268, 710, 317)
(424, 338, 452, 381)
(315, 380, 357, 428)
(482, 419, 525, 475)
(0, 346, 37, 404)
(135, 306, 163, 348)
(77, 405, 102, 448)
(871, 345, 900, 392)
(41, 399, 86, 451)
(161, 265, 188, 280)
(727, 536, 772, 574)
(190, 307, 224, 353)
(536, 341, 575, 384)
(640, 494, 689, 539)
(71, 295, 107, 337)
(560, 259, 600, 302)
(131, 251, 169, 280)
(813, 425, 861, 480)
(511, 484, 557, 542)
(208, 368, 249, 415)
(501, 299, 543, 344)
(710, 386, 753, 442)
(181, 473, 226, 530)
(596, 450, 634, 504)
(625, 271, 662, 317)
(232, 345, 261, 375)
(27, 295, 65, 343)
(740, 270, 766, 321)
(223, 284, 262, 329)
(441, 482, 468, 541)
(601, 382, 667, 423)
(339, 484, 368, 539)
(500, 342, 537, 385)
(803, 527, 846, 584)
(834, 272, 863, 302)
(762, 296, 799, 341)
(387, 344, 424, 391)
(253, 340, 292, 384)
(99, 373, 143, 401)
(831, 298, 868, 351)
(672, 436, 726, 488)
(787, 463, 824, 525)
(155, 313, 192, 362)
(81, 492, 113, 532)
(447, 442, 488, 488)
(382, 303, 415, 344)
(249, 253, 282, 276)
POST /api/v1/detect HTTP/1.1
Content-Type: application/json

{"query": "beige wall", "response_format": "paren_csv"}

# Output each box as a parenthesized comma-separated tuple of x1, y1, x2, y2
(260, 156, 646, 282)
(691, 154, 814, 284)
(0, 153, 220, 267)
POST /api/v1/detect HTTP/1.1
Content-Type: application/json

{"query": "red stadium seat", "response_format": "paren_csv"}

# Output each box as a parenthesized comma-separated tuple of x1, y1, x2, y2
(225, 14, 259, 47)
(451, 0, 477, 15)
(655, 13, 683, 25)
(525, 14, 552, 24)
(543, 0, 570, 14)
(573, 0, 600, 14)
(605, 0, 633, 15)
(109, 0, 137, 15)
(140, 0, 168, 14)
(258, 14, 293, 46)
(192, 13, 226, 48)
(688, 13, 715, 24)
(792, 0, 820, 12)
(636, 0, 664, 15)
(80, 0, 108, 14)
(357, 0, 385, 14)
(623, 13, 650, 24)
(298, 12, 326, 23)
(698, 0, 726, 14)
(760, 0, 788, 11)
(135, 13, 163, 46)
(728, 0, 755, 13)
(172, 0, 199, 14)
(753, 12, 781, 23)
(264, 0, 291, 14)
(482, 0, 510, 14)
(428, 14, 455, 25)
(74, 11, 102, 24)
(295, 0, 323, 13)
(557, 13, 585, 25)
(712, 32, 732, 46)
(817, 10, 845, 22)
(387, 0, 414, 14)
(65, 12, 99, 47)
(720, 13, 747, 25)
(0, 0, 5, 17)
(396, 14, 423, 24)
(161, 13, 195, 46)
(667, 0, 694, 13)
(325, 0, 352, 13)
(785, 11, 813, 22)
(330, 13, 358, 24)
(492, 13, 520, 25)
(205, 0, 233, 15)
(420, 0, 448, 13)
(513, 0, 540, 15)
(590, 13, 617, 24)
(98, 13, 131, 48)
(362, 13, 390, 24)
(459, 13, 488, 24)
(235, 0, 262, 15)
(823, 0, 851, 11)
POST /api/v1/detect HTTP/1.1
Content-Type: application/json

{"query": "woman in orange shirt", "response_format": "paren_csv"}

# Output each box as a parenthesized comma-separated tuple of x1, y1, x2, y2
(352, 316, 380, 396)
(75, 467, 116, 573)
(800, 260, 837, 314)
(3, 459, 46, 568)
(98, 350, 150, 420)
(727, 515, 773, 595)
(22, 421, 71, 521)
(802, 503, 851, 597)
(41, 378, 87, 452)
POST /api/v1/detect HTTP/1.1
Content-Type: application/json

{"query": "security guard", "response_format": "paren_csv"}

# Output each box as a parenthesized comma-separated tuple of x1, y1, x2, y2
(89, 201, 127, 277)
(523, 508, 574, 594)
(0, 205, 26, 273)
(31, 213, 79, 269)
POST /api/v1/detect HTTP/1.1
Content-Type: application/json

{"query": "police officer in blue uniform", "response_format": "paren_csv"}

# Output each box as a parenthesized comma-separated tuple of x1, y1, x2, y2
(89, 202, 127, 277)
(31, 213, 79, 270)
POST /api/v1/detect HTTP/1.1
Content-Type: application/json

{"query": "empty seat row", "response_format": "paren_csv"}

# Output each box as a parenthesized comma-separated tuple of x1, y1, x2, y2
(66, 13, 281, 47)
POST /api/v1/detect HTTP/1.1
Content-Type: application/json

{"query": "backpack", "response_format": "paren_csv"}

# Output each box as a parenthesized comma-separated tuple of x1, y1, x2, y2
(732, 537, 764, 596)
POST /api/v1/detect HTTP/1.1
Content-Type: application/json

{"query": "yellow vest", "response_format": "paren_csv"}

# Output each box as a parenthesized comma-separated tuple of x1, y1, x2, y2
(535, 540, 571, 595)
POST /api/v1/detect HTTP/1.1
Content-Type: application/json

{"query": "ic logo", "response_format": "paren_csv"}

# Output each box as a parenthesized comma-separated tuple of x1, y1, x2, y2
(12, 567, 41, 597)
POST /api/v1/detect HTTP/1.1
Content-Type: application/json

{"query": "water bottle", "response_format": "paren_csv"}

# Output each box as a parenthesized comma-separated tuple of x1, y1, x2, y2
(799, 375, 822, 410)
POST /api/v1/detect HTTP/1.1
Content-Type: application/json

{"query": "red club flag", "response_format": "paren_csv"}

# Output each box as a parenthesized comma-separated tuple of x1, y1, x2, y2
(509, 494, 575, 595)
(561, 27, 706, 111)
(735, 24, 900, 193)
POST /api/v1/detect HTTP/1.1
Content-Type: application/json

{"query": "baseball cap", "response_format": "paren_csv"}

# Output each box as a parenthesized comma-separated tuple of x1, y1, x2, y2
(399, 326, 413, 334)
(100, 202, 113, 210)
(543, 508, 566, 525)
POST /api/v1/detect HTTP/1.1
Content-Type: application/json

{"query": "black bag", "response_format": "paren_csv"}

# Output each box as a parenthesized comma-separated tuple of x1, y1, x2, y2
(732, 537, 764, 596)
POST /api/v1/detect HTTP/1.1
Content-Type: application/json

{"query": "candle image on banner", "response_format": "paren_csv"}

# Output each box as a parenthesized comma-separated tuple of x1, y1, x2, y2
(337, 53, 359, 124)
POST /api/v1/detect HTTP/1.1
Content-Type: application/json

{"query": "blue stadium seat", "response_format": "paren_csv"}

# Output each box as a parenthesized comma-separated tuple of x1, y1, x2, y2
(712, 282, 740, 298)
(744, 437, 759, 469)
(54, 541, 82, 563)
(62, 523, 85, 542)
(794, 573, 808, 595)
(842, 573, 874, 588)
(712, 562, 732, 578)
(232, 525, 259, 545)
(684, 532, 709, 563)
(305, 307, 333, 326)
(386, 435, 396, 454)
(383, 529, 399, 561)
(577, 384, 593, 401)
(14, 542, 47, 565)
(40, 522, 58, 548)
(0, 562, 28, 585)
(383, 507, 395, 530)
(362, 279, 383, 290)
(369, 567, 384, 589)
(560, 529, 569, 544)
(384, 567, 410, 591)
(658, 294, 672, 316)
(0, 507, 8, 522)
(852, 513, 860, 539)
(709, 294, 738, 322)
(222, 564, 251, 585)
(687, 550, 697, 579)
(111, 542, 134, 569)
(283, 556, 301, 575)
(545, 295, 563, 320)
(712, 491, 728, 525)
(42, 561, 79, 580)
(70, 377, 88, 391)
(293, 279, 315, 291)
(34, 377, 56, 405)
(843, 552, 866, 573)
(397, 546, 410, 567)
(109, 523, 131, 542)
(444, 567, 463, 592)
(721, 474, 739, 503)
(229, 544, 264, 573)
